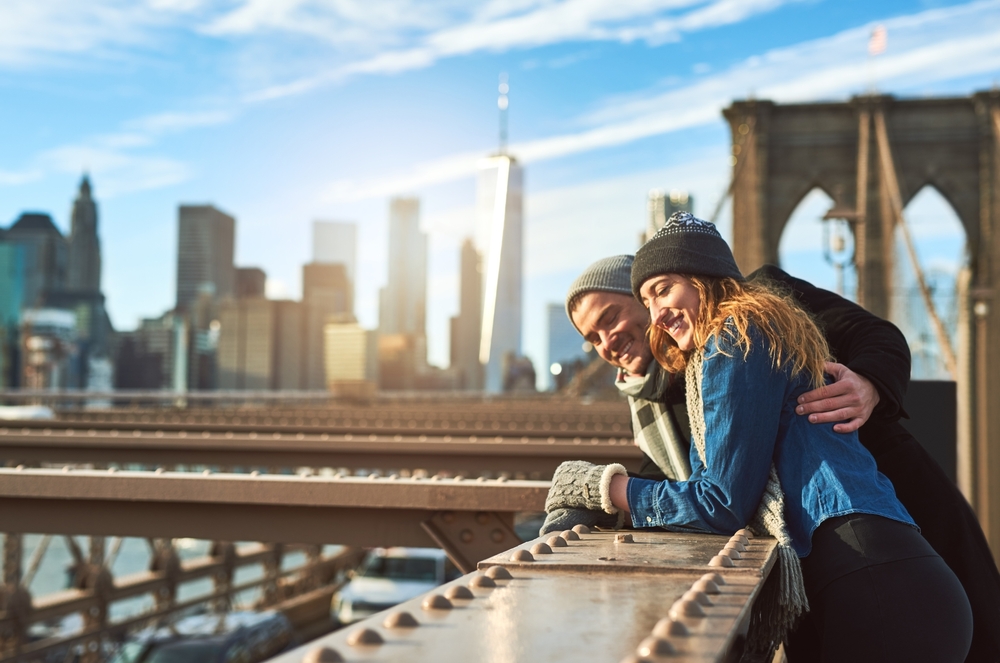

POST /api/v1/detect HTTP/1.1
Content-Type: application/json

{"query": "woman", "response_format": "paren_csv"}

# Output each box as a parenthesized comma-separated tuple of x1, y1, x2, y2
(543, 212, 972, 661)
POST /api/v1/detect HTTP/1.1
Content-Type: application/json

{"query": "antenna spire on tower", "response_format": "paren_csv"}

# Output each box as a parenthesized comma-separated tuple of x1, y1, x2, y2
(498, 73, 509, 155)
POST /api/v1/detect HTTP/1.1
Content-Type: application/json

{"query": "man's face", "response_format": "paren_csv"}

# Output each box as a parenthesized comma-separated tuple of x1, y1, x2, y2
(571, 291, 654, 376)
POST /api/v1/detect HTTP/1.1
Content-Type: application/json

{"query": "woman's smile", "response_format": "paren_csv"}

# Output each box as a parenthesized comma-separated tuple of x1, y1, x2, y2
(639, 274, 701, 352)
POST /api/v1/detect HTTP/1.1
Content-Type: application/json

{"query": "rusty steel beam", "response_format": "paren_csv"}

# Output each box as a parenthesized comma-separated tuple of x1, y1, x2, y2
(0, 468, 546, 548)
(0, 429, 641, 475)
(269, 528, 778, 663)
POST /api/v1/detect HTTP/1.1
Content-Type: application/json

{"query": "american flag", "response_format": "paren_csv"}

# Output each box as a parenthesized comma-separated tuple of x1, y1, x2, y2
(869, 25, 887, 56)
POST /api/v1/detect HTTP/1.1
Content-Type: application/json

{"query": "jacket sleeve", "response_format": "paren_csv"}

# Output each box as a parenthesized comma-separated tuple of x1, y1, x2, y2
(750, 265, 910, 421)
(626, 328, 784, 533)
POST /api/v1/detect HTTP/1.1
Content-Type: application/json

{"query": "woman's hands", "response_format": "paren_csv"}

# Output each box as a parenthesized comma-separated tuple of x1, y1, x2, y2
(795, 362, 880, 433)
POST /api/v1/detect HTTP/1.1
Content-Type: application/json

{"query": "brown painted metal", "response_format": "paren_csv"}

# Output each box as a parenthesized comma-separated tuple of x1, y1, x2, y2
(267, 529, 778, 663)
(421, 510, 520, 574)
(0, 468, 546, 546)
(0, 546, 363, 663)
(0, 428, 641, 475)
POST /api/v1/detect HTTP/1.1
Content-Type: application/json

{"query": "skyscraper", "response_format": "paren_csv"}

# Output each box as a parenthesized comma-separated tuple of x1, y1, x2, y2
(644, 190, 693, 243)
(5, 213, 68, 308)
(476, 155, 523, 393)
(450, 238, 483, 389)
(379, 198, 427, 338)
(312, 221, 357, 283)
(67, 175, 101, 293)
(235, 267, 267, 299)
(547, 302, 588, 390)
(175, 205, 235, 311)
(303, 262, 353, 389)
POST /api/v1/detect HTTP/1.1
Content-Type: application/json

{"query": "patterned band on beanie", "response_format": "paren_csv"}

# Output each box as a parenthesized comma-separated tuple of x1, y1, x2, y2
(565, 254, 634, 331)
(631, 212, 744, 298)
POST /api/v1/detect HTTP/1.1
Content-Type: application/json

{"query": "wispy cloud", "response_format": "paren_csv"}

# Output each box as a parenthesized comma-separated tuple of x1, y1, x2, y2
(1, 107, 231, 198)
(322, 0, 1000, 203)
(241, 0, 800, 101)
(0, 0, 200, 68)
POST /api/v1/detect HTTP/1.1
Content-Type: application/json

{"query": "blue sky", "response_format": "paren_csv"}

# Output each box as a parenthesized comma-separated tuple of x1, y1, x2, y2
(0, 0, 995, 384)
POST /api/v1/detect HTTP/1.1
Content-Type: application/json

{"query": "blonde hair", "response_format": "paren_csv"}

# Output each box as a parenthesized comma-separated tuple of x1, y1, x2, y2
(648, 276, 831, 388)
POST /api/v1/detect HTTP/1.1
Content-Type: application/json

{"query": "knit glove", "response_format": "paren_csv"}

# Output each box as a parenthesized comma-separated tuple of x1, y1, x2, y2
(539, 508, 624, 536)
(544, 460, 628, 514)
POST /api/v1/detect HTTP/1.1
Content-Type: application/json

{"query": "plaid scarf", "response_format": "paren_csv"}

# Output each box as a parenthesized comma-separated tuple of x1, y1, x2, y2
(615, 361, 692, 482)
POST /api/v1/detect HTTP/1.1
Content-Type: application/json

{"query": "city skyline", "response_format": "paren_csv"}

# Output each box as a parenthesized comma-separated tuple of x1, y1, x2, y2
(0, 0, 995, 380)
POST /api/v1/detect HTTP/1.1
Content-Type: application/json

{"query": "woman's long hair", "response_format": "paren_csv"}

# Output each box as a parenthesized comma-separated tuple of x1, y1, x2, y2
(649, 276, 831, 388)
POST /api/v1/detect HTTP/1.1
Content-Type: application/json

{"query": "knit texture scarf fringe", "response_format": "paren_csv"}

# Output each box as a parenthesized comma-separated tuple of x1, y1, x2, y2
(685, 352, 809, 654)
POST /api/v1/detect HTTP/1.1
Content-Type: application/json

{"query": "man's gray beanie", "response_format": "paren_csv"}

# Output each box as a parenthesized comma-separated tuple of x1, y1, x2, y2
(565, 255, 635, 332)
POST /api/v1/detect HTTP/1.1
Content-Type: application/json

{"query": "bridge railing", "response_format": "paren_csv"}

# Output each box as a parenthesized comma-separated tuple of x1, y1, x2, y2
(268, 526, 777, 663)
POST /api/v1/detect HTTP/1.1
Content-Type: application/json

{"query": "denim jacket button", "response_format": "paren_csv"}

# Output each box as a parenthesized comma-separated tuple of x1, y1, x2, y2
(646, 516, 653, 523)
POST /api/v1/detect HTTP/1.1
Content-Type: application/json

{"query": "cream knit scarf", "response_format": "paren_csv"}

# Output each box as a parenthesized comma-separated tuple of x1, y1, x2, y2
(685, 351, 809, 653)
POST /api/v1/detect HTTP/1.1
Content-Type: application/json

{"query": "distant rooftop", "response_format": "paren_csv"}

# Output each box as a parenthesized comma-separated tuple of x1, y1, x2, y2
(9, 212, 62, 237)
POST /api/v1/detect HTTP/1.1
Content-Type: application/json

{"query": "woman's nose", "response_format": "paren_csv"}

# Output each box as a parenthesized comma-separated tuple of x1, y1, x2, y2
(649, 302, 667, 327)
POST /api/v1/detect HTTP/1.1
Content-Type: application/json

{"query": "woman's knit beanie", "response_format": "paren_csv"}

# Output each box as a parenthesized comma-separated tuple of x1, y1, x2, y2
(565, 255, 634, 332)
(631, 212, 744, 299)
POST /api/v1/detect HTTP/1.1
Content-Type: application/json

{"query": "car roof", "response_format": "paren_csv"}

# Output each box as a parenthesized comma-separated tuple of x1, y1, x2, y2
(369, 547, 447, 559)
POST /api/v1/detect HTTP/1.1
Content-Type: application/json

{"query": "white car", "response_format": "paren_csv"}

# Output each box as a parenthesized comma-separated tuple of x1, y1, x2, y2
(332, 547, 460, 625)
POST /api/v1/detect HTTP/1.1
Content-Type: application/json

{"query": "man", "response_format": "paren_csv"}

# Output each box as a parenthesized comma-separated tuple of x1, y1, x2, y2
(554, 252, 1000, 663)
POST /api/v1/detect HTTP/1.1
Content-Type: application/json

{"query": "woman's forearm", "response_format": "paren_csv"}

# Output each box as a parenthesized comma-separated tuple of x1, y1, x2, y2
(610, 474, 630, 514)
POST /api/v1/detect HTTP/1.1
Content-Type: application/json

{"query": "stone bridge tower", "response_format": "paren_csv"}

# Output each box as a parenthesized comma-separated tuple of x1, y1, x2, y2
(723, 91, 1000, 561)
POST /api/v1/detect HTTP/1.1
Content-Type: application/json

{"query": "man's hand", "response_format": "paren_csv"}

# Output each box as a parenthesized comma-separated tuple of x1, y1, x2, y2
(796, 362, 880, 433)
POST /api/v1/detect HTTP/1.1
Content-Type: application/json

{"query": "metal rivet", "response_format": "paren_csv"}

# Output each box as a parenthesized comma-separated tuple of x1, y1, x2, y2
(637, 636, 677, 658)
(469, 574, 496, 588)
(442, 511, 455, 523)
(421, 594, 453, 610)
(445, 585, 474, 600)
(721, 547, 742, 559)
(735, 528, 754, 539)
(491, 529, 505, 543)
(572, 524, 591, 534)
(709, 555, 735, 567)
(476, 512, 491, 525)
(383, 611, 419, 628)
(724, 541, 746, 553)
(530, 542, 552, 555)
(701, 572, 726, 586)
(346, 628, 383, 646)
(302, 646, 344, 663)
(546, 535, 567, 548)
(731, 534, 750, 546)
(669, 598, 705, 619)
(652, 617, 689, 637)
(615, 533, 634, 543)
(460, 529, 474, 543)
(683, 589, 712, 606)
(510, 549, 534, 562)
(692, 578, 721, 595)
(485, 566, 512, 580)
(202, 469, 211, 476)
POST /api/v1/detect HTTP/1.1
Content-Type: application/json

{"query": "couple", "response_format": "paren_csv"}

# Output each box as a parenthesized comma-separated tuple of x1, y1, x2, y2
(542, 212, 1000, 662)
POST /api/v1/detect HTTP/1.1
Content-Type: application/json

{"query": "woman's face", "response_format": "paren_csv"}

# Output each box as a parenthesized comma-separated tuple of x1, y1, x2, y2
(639, 274, 701, 352)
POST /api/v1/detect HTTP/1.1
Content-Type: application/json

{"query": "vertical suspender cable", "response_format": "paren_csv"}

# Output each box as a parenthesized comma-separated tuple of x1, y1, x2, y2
(873, 109, 958, 378)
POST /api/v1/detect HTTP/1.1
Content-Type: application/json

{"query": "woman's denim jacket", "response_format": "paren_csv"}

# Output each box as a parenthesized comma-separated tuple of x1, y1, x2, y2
(625, 324, 914, 557)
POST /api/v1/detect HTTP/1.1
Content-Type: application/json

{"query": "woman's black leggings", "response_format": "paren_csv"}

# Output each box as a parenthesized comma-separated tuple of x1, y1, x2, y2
(784, 513, 973, 663)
